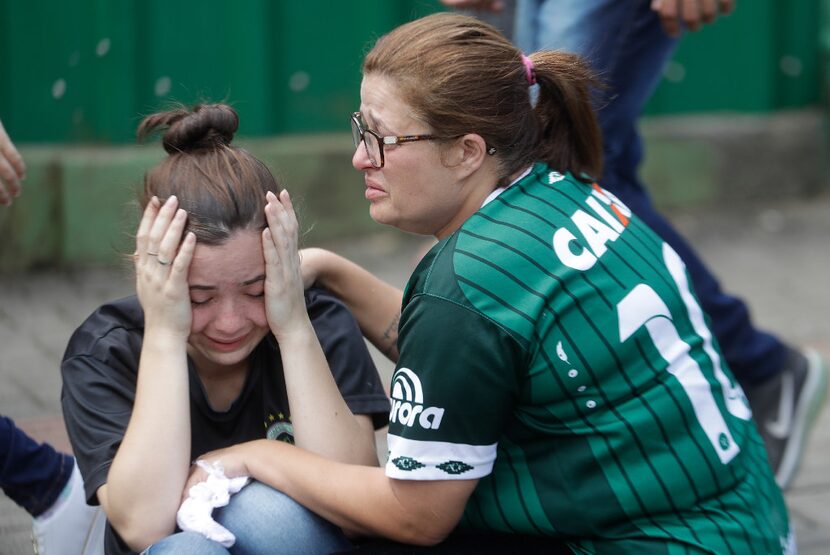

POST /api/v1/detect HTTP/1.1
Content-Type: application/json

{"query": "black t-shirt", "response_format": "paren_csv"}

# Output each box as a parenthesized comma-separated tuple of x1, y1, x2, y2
(61, 288, 390, 555)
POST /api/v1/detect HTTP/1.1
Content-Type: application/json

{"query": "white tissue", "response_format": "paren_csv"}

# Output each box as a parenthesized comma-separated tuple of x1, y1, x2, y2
(176, 460, 250, 547)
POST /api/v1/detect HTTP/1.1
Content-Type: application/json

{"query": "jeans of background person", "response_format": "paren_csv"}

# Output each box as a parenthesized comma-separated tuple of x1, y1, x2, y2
(0, 414, 73, 516)
(514, 0, 785, 385)
(144, 481, 352, 555)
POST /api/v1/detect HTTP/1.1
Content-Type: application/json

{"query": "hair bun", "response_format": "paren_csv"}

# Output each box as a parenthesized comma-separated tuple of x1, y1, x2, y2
(138, 103, 239, 154)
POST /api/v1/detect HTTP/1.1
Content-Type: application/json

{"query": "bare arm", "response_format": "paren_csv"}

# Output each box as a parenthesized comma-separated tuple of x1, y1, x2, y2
(102, 197, 196, 551)
(651, 0, 735, 37)
(301, 247, 403, 362)
(189, 439, 479, 545)
(0, 118, 26, 206)
(263, 192, 379, 466)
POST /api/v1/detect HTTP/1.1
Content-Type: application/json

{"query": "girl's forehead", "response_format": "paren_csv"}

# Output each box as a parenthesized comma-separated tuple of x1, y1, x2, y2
(188, 230, 265, 285)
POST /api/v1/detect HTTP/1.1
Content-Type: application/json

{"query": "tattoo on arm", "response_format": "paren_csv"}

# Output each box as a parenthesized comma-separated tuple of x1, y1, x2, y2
(380, 312, 401, 357)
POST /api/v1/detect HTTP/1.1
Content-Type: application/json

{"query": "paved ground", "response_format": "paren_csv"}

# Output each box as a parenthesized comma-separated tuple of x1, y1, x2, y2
(1, 194, 829, 553)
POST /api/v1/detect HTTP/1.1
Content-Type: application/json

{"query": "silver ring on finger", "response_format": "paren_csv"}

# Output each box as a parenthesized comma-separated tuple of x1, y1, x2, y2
(157, 258, 171, 266)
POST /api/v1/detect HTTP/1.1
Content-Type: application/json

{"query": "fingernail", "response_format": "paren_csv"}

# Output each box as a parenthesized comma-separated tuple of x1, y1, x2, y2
(266, 191, 276, 201)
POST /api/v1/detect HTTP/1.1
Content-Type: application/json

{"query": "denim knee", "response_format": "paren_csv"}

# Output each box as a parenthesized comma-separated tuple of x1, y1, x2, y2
(214, 481, 352, 555)
(141, 531, 230, 554)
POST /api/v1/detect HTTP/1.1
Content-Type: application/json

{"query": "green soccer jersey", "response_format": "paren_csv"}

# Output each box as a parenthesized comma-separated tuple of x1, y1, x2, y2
(386, 163, 793, 554)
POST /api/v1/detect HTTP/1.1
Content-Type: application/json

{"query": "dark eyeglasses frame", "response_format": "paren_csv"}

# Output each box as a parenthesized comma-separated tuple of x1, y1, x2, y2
(351, 112, 453, 169)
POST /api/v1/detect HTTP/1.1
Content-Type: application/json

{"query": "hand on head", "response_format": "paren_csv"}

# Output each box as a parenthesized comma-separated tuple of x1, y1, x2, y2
(0, 119, 26, 207)
(134, 102, 293, 347)
(651, 0, 735, 37)
(134, 195, 196, 338)
(262, 189, 307, 338)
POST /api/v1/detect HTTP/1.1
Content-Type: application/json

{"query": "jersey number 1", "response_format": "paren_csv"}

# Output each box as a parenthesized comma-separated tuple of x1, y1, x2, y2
(617, 243, 751, 464)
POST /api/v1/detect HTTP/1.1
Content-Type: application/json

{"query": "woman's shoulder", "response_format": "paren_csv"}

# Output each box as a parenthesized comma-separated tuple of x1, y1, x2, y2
(400, 235, 481, 315)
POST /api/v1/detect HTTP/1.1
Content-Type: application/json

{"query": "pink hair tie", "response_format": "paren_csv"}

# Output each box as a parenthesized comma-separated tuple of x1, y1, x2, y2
(521, 54, 536, 86)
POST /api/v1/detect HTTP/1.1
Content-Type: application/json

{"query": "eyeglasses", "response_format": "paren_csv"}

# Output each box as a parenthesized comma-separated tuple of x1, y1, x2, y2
(351, 112, 449, 169)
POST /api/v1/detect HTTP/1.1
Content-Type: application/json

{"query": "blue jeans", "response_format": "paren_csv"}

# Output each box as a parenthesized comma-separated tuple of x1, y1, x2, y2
(0, 415, 73, 517)
(514, 0, 785, 384)
(143, 481, 352, 554)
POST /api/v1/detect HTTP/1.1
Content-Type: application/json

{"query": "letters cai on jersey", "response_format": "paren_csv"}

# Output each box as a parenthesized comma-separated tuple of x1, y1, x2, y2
(553, 183, 632, 271)
(389, 367, 445, 430)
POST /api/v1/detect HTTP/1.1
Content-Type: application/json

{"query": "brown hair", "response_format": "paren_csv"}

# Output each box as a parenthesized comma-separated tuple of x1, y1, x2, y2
(363, 12, 603, 182)
(136, 103, 280, 245)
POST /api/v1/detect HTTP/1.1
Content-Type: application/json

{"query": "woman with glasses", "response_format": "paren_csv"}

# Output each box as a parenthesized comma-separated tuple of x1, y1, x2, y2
(60, 103, 389, 554)
(186, 13, 793, 553)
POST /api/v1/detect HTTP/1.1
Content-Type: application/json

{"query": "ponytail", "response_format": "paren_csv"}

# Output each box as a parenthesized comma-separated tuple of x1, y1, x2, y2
(530, 51, 604, 181)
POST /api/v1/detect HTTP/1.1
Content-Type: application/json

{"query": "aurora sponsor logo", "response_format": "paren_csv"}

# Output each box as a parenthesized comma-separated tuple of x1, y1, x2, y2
(389, 367, 445, 430)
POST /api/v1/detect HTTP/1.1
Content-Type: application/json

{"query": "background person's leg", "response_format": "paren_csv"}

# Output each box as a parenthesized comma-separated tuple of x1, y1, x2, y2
(1, 415, 101, 553)
(512, 0, 826, 488)
(214, 480, 352, 555)
(515, 0, 785, 383)
(0, 415, 72, 516)
(31, 461, 102, 554)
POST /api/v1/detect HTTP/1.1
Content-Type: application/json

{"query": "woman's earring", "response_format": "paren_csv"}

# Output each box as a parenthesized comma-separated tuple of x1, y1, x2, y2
(487, 147, 497, 155)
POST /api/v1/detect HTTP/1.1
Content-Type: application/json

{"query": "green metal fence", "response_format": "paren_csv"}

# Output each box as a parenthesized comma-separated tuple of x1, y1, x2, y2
(0, 0, 444, 142)
(647, 0, 823, 114)
(0, 0, 824, 143)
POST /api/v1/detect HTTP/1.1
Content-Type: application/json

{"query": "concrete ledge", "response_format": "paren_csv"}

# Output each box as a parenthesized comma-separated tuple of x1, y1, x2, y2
(0, 135, 376, 272)
(641, 109, 828, 207)
(1, 110, 826, 272)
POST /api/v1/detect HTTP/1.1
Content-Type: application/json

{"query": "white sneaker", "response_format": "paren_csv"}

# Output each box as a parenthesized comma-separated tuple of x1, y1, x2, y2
(32, 461, 105, 555)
